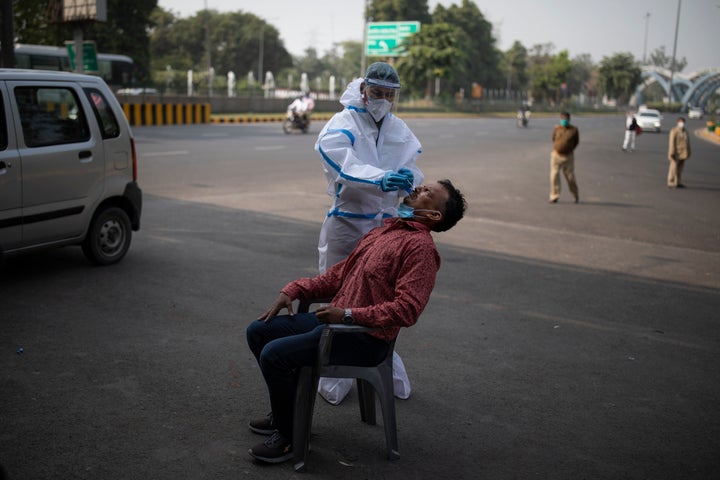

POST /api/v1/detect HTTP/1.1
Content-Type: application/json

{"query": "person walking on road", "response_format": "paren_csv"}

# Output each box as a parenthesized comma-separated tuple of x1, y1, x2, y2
(623, 111, 639, 152)
(549, 111, 580, 203)
(667, 117, 691, 189)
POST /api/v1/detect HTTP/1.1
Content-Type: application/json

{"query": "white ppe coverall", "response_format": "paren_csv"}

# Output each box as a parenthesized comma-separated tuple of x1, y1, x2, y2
(315, 78, 424, 273)
(623, 114, 637, 151)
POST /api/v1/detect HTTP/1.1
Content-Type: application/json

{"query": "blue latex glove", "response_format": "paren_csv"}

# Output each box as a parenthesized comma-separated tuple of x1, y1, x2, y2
(381, 171, 407, 192)
(398, 167, 414, 186)
(397, 167, 414, 193)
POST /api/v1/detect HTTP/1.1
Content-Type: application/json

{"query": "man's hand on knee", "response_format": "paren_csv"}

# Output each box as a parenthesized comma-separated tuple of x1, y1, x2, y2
(258, 292, 294, 322)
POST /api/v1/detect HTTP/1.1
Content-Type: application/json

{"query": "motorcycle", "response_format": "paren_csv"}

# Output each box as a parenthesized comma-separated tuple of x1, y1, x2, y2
(283, 109, 310, 134)
(517, 110, 530, 128)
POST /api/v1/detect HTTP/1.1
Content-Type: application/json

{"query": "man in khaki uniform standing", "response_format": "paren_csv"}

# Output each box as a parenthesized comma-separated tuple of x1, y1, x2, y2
(667, 117, 691, 188)
(549, 111, 580, 203)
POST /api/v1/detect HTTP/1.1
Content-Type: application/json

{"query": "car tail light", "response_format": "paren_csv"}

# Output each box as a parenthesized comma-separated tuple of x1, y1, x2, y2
(130, 137, 138, 182)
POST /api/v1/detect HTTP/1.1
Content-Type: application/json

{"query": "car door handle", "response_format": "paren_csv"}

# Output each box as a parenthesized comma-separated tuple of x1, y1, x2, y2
(0, 160, 10, 173)
(79, 150, 93, 163)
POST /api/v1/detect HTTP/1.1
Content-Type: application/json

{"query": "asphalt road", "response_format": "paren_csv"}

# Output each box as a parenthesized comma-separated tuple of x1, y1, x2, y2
(1, 114, 719, 479)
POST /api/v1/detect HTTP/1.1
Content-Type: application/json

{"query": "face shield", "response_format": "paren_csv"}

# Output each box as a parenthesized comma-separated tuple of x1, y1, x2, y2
(363, 77, 401, 120)
(363, 62, 402, 120)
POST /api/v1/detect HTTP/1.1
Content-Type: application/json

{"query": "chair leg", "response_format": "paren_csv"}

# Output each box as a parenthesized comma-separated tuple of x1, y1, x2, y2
(379, 395, 399, 460)
(293, 367, 318, 472)
(357, 379, 377, 425)
(378, 368, 399, 460)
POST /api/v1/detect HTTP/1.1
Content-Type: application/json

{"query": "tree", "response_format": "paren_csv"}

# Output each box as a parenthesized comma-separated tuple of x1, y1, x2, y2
(85, 0, 159, 80)
(432, 0, 503, 93)
(395, 22, 467, 99)
(502, 41, 529, 93)
(567, 53, 594, 97)
(4, 0, 158, 82)
(367, 0, 432, 24)
(148, 8, 190, 70)
(149, 9, 292, 85)
(528, 43, 572, 103)
(294, 47, 324, 79)
(317, 41, 363, 88)
(597, 52, 642, 106)
(3, 0, 49, 45)
(647, 45, 687, 73)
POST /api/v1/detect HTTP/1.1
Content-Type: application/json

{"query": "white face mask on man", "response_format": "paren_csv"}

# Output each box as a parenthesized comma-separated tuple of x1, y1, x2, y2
(366, 96, 393, 121)
(677, 121, 685, 129)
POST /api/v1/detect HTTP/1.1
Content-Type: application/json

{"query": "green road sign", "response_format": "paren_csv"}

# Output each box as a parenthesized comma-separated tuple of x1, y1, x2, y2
(66, 41, 99, 72)
(365, 21, 420, 57)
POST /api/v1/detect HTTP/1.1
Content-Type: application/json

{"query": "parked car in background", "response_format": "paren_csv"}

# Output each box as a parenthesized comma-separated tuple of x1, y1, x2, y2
(688, 107, 704, 119)
(636, 109, 663, 132)
(0, 69, 142, 265)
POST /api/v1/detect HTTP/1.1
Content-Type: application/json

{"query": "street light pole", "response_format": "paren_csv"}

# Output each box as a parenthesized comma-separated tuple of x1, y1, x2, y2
(668, 0, 681, 104)
(360, 0, 371, 76)
(642, 12, 651, 64)
(258, 24, 264, 88)
(205, 0, 212, 96)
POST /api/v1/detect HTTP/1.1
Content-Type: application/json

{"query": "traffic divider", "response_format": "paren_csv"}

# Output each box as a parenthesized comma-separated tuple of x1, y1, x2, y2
(121, 103, 211, 126)
(210, 114, 333, 124)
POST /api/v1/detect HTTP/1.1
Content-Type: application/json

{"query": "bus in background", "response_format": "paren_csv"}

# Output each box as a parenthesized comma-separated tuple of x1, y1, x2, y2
(10, 43, 135, 91)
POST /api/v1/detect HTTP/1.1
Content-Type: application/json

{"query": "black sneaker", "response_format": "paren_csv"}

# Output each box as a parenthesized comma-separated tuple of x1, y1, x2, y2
(248, 412, 276, 435)
(248, 431, 293, 464)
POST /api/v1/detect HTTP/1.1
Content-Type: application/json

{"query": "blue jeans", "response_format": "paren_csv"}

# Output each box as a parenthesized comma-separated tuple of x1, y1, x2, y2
(246, 313, 389, 438)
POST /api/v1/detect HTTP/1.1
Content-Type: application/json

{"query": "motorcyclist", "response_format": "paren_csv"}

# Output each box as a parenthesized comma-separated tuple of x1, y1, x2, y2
(301, 92, 314, 122)
(517, 103, 531, 127)
(286, 92, 313, 128)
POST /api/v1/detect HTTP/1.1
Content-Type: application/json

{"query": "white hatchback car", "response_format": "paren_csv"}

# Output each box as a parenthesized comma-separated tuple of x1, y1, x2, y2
(688, 107, 703, 119)
(0, 69, 142, 265)
(636, 109, 663, 132)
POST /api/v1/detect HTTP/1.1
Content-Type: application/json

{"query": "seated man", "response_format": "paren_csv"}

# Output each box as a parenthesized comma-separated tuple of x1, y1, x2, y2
(245, 179, 467, 464)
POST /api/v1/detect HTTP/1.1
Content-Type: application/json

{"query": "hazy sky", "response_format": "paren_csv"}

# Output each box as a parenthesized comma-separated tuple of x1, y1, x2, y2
(158, 0, 719, 73)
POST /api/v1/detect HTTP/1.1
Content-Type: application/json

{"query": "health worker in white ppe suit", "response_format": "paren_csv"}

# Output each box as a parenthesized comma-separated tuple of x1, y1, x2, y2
(315, 62, 424, 274)
(314, 62, 421, 405)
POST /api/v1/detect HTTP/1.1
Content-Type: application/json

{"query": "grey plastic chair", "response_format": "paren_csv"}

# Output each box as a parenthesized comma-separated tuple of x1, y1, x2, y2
(292, 299, 399, 472)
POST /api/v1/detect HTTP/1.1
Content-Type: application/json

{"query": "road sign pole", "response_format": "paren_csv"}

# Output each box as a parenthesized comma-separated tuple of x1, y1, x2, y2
(74, 29, 84, 74)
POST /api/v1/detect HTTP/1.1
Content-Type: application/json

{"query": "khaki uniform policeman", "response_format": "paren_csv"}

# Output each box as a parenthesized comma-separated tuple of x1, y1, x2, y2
(667, 117, 691, 188)
(549, 111, 580, 203)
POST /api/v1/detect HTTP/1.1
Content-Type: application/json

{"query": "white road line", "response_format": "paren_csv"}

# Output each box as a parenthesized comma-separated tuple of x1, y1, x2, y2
(142, 150, 189, 157)
(254, 146, 286, 151)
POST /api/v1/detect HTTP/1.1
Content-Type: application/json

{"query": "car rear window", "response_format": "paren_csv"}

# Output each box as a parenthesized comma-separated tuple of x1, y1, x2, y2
(84, 87, 120, 139)
(15, 86, 90, 148)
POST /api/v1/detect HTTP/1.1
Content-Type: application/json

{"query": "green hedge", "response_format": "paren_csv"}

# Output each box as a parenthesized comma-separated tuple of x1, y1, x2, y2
(642, 102, 682, 113)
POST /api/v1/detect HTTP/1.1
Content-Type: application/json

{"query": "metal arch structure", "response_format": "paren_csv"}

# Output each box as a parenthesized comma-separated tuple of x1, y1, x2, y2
(635, 66, 720, 112)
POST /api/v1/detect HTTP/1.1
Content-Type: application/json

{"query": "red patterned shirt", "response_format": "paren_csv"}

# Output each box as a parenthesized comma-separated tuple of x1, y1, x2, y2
(282, 217, 441, 341)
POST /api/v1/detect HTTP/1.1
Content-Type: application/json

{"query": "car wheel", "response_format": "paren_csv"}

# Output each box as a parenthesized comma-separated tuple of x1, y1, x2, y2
(82, 206, 132, 265)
